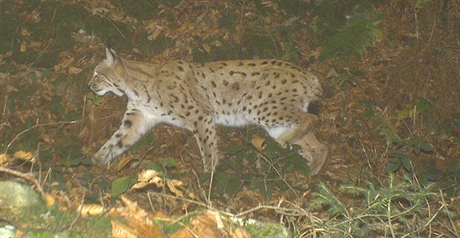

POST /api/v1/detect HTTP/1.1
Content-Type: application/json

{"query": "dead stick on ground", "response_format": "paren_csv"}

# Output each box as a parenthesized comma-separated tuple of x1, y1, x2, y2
(0, 167, 44, 195)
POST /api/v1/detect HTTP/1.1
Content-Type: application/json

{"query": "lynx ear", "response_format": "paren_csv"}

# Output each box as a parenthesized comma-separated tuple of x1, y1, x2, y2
(105, 47, 118, 65)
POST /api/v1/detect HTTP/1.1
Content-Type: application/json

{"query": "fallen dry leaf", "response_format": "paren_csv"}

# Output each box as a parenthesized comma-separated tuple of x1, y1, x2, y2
(13, 151, 36, 163)
(167, 180, 184, 197)
(251, 136, 266, 151)
(111, 220, 138, 238)
(79, 204, 105, 218)
(132, 169, 163, 189)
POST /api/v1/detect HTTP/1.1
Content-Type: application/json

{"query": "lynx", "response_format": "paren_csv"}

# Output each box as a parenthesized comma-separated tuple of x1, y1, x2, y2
(89, 48, 327, 175)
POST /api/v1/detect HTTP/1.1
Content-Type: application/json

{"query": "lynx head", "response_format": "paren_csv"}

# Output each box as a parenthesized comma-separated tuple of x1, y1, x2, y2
(89, 47, 126, 97)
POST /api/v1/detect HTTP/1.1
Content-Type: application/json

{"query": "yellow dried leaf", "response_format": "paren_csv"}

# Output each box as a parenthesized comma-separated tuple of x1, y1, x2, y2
(251, 136, 267, 151)
(188, 211, 222, 237)
(232, 227, 251, 238)
(111, 220, 138, 238)
(132, 169, 164, 189)
(79, 204, 105, 218)
(167, 180, 184, 197)
(138, 169, 160, 182)
(43, 193, 55, 207)
(13, 151, 36, 163)
(115, 155, 136, 171)
(0, 154, 11, 166)
(202, 44, 211, 54)
(20, 41, 27, 52)
(21, 28, 31, 37)
(131, 181, 149, 190)
(168, 227, 193, 238)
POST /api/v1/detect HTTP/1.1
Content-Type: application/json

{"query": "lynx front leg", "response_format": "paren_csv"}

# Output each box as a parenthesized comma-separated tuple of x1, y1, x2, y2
(93, 109, 157, 165)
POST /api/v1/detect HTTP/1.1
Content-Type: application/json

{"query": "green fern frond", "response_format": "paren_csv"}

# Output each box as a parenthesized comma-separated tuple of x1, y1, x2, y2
(320, 13, 383, 61)
(309, 183, 349, 218)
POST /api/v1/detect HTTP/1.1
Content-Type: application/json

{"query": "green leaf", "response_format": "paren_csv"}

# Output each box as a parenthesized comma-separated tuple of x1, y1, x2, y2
(414, 144, 421, 155)
(225, 145, 248, 155)
(249, 178, 274, 200)
(416, 98, 433, 116)
(363, 100, 375, 119)
(146, 162, 165, 173)
(401, 156, 412, 171)
(160, 158, 177, 168)
(215, 173, 242, 198)
(64, 110, 81, 121)
(386, 157, 401, 173)
(42, 70, 52, 78)
(420, 143, 433, 152)
(111, 176, 131, 197)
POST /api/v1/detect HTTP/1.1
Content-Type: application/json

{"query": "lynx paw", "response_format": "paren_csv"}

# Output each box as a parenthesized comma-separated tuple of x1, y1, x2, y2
(93, 144, 116, 165)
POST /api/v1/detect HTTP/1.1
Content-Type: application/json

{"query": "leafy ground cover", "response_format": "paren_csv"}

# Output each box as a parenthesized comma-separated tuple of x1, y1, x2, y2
(1, 0, 459, 237)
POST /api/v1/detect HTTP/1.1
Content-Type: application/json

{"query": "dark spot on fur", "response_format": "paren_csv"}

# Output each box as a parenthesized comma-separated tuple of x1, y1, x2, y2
(232, 82, 240, 91)
(124, 120, 132, 128)
(178, 66, 184, 71)
(117, 141, 123, 148)
(261, 61, 268, 65)
(251, 72, 261, 76)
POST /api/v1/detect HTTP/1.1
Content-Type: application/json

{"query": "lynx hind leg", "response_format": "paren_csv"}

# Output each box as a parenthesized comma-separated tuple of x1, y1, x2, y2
(265, 107, 319, 147)
(261, 107, 325, 175)
(292, 133, 328, 175)
(189, 113, 219, 172)
(93, 110, 156, 165)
